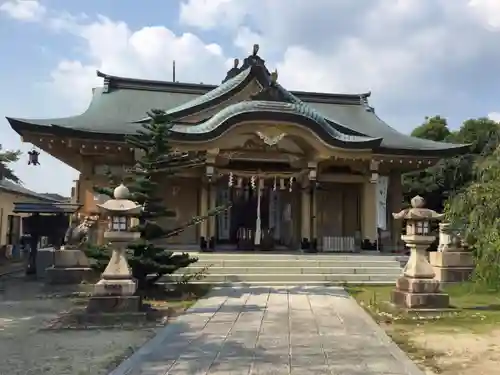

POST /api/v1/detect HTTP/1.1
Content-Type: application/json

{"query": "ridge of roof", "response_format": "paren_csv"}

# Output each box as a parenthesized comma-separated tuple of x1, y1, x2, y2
(96, 70, 371, 104)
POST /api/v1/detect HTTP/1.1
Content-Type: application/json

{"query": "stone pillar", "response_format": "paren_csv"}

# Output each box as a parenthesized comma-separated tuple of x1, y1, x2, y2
(429, 223, 474, 283)
(301, 187, 311, 240)
(199, 184, 208, 238)
(361, 181, 377, 242)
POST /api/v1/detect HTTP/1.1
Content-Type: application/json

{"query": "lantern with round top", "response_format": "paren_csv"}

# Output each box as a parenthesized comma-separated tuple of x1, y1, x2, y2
(88, 184, 142, 311)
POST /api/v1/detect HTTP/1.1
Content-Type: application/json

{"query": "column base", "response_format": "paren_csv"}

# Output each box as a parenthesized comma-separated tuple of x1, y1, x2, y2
(208, 236, 216, 251)
(199, 236, 208, 251)
(301, 238, 318, 253)
(391, 276, 449, 309)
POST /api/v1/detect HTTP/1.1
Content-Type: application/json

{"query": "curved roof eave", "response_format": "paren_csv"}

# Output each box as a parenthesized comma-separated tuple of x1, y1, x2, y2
(166, 100, 382, 149)
(7, 107, 381, 150)
(8, 116, 472, 156)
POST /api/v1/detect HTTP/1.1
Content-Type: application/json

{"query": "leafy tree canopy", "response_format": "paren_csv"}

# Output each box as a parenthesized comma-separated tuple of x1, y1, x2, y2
(410, 115, 450, 142)
(446, 146, 500, 289)
(0, 144, 22, 184)
(403, 116, 500, 211)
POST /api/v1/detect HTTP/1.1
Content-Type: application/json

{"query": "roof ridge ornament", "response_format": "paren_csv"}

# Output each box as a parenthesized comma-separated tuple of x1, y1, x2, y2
(222, 58, 240, 83)
(222, 43, 270, 83)
(270, 69, 278, 85)
(360, 94, 374, 112)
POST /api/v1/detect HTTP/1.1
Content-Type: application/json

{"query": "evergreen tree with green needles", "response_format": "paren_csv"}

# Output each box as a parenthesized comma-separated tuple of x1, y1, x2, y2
(86, 109, 230, 290)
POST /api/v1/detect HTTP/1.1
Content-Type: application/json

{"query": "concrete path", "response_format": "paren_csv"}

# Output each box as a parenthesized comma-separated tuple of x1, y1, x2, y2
(110, 286, 424, 375)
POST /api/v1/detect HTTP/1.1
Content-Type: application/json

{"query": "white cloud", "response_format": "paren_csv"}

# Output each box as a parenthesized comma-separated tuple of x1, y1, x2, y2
(179, 0, 248, 30)
(488, 112, 500, 122)
(43, 16, 230, 113)
(468, 0, 500, 30)
(177, 0, 500, 100)
(4, 0, 500, 195)
(0, 0, 46, 22)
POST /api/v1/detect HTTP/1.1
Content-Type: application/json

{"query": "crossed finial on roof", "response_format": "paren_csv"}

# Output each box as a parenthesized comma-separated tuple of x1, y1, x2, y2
(252, 44, 259, 56)
(270, 69, 278, 85)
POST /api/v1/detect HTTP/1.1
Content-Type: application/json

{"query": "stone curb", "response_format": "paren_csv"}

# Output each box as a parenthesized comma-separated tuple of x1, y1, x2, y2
(344, 289, 426, 375)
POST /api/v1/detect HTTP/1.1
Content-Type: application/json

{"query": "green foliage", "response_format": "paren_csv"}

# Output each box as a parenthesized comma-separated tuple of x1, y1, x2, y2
(410, 115, 450, 141)
(446, 147, 500, 290)
(89, 109, 231, 290)
(403, 117, 500, 211)
(0, 144, 22, 184)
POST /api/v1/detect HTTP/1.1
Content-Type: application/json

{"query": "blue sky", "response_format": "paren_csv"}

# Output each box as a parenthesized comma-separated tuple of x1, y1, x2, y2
(1, 0, 500, 196)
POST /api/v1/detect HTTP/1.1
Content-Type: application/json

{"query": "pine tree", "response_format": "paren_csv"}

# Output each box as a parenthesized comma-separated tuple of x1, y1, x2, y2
(86, 109, 230, 290)
(0, 144, 22, 183)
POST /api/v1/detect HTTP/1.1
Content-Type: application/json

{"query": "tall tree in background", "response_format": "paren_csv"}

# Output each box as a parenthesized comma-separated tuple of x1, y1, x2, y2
(403, 116, 500, 211)
(87, 109, 230, 289)
(0, 144, 22, 183)
(410, 115, 451, 142)
(446, 146, 500, 290)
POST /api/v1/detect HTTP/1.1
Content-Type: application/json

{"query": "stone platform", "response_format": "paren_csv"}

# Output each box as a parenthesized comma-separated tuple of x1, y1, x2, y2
(45, 267, 94, 285)
(429, 251, 474, 283)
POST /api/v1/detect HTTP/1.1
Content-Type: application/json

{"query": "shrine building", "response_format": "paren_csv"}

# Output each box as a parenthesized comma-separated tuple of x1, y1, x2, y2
(6, 46, 468, 252)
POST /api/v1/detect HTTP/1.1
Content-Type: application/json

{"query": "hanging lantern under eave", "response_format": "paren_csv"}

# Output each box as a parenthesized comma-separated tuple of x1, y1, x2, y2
(28, 149, 40, 166)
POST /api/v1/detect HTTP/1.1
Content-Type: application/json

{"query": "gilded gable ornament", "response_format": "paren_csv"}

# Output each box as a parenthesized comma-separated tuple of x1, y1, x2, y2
(256, 130, 286, 146)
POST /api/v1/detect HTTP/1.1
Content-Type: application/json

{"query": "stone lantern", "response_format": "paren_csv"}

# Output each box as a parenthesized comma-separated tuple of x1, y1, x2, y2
(391, 196, 449, 309)
(87, 183, 142, 313)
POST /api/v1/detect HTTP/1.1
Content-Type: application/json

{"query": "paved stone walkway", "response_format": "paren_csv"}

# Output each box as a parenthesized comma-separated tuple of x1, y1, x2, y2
(110, 286, 424, 375)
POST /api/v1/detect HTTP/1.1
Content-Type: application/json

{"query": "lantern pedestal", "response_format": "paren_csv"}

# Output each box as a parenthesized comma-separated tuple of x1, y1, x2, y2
(429, 251, 474, 284)
(429, 223, 475, 284)
(45, 246, 94, 285)
(391, 277, 449, 309)
(391, 241, 449, 309)
(88, 231, 142, 314)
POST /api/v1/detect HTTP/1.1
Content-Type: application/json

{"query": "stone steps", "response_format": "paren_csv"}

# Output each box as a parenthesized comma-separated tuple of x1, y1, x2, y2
(166, 252, 404, 285)
(165, 273, 397, 284)
(176, 266, 402, 275)
(192, 260, 402, 268)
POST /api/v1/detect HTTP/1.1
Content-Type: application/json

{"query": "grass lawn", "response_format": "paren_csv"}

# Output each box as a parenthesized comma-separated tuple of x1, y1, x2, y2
(347, 283, 500, 373)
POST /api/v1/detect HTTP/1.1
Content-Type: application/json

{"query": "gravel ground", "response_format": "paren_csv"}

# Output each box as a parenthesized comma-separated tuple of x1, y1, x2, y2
(0, 274, 157, 375)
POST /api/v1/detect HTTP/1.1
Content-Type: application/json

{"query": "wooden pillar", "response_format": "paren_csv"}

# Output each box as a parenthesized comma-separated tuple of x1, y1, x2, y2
(208, 184, 217, 238)
(311, 189, 317, 240)
(199, 183, 208, 238)
(301, 186, 311, 240)
(361, 180, 377, 242)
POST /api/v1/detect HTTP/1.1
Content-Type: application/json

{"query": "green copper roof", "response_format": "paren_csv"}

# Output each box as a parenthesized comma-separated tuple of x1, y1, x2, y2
(6, 54, 470, 156)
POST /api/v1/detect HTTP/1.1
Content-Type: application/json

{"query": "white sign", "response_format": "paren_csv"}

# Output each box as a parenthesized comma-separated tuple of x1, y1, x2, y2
(376, 176, 389, 230)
